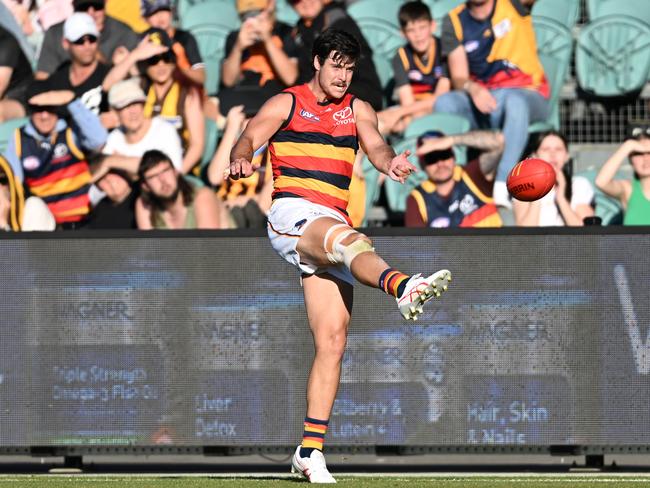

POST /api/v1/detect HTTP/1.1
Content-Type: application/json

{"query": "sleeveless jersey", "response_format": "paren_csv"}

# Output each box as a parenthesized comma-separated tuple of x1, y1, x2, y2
(143, 81, 189, 145)
(269, 84, 359, 224)
(448, 0, 549, 97)
(623, 178, 650, 225)
(409, 166, 502, 227)
(15, 127, 91, 224)
(397, 37, 445, 99)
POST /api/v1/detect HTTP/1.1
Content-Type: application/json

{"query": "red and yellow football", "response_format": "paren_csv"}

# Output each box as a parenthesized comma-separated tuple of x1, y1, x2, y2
(506, 158, 556, 201)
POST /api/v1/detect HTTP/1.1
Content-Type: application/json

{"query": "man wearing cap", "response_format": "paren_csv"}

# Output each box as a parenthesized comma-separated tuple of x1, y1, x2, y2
(35, 0, 139, 79)
(141, 0, 206, 88)
(3, 80, 108, 228)
(101, 77, 183, 174)
(405, 129, 504, 227)
(47, 13, 110, 117)
(219, 0, 299, 115)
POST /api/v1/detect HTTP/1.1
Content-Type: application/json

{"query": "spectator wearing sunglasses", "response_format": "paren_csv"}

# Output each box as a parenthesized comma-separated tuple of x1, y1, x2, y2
(35, 0, 139, 80)
(404, 129, 504, 228)
(47, 13, 110, 118)
(140, 0, 205, 89)
(3, 79, 107, 229)
(596, 124, 650, 226)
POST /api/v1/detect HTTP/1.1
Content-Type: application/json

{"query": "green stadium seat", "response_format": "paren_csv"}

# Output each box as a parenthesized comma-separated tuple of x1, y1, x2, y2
(587, 0, 650, 25)
(0, 117, 28, 158)
(180, 1, 240, 95)
(531, 0, 580, 28)
(574, 168, 624, 225)
(425, 0, 464, 21)
(528, 17, 573, 132)
(347, 0, 404, 63)
(575, 16, 650, 97)
(275, 0, 299, 26)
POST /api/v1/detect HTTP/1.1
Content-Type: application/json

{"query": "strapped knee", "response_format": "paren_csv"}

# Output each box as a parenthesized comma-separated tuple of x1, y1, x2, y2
(323, 224, 375, 267)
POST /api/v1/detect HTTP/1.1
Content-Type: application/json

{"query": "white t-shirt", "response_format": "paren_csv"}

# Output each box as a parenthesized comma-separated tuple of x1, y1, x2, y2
(103, 117, 183, 170)
(538, 176, 594, 226)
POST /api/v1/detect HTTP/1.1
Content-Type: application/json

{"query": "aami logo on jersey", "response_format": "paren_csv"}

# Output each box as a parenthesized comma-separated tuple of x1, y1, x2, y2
(333, 107, 354, 125)
(299, 109, 320, 122)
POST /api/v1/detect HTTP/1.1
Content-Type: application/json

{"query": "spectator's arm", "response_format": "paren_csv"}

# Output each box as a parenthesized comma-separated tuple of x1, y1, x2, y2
(91, 154, 141, 182)
(193, 187, 223, 228)
(0, 66, 12, 99)
(36, 25, 64, 76)
(102, 37, 169, 91)
(207, 105, 246, 186)
(135, 196, 153, 229)
(175, 34, 206, 87)
(221, 31, 245, 88)
(181, 87, 205, 174)
(595, 139, 647, 204)
(449, 131, 504, 177)
(512, 199, 542, 226)
(68, 99, 108, 151)
(179, 65, 206, 88)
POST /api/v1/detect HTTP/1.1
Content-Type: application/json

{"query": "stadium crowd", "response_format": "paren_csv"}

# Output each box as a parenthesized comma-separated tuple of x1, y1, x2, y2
(0, 0, 648, 232)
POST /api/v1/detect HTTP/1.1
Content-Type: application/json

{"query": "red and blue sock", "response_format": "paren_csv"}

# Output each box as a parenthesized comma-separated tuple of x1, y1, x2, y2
(379, 268, 410, 298)
(300, 417, 328, 458)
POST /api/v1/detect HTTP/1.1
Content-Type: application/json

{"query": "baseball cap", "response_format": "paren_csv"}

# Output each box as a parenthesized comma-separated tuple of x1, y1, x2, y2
(108, 78, 147, 110)
(63, 12, 99, 42)
(236, 0, 268, 14)
(141, 0, 172, 17)
(417, 130, 454, 166)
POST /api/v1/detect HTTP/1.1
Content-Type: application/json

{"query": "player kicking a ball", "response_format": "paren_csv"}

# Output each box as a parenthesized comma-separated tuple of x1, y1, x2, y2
(228, 29, 451, 483)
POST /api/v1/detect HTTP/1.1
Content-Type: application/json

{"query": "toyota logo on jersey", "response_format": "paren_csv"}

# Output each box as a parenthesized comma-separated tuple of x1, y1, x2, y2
(333, 107, 353, 125)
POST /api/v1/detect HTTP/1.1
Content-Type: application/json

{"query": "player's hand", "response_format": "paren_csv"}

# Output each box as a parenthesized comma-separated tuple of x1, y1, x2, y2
(468, 83, 497, 114)
(416, 136, 454, 155)
(387, 149, 418, 184)
(228, 157, 256, 180)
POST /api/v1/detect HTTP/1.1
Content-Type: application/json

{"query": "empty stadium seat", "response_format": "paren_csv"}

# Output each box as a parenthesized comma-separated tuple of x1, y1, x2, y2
(576, 16, 650, 97)
(0, 117, 28, 157)
(529, 17, 573, 132)
(425, 0, 464, 22)
(180, 1, 240, 95)
(587, 0, 650, 25)
(275, 0, 299, 26)
(531, 0, 580, 28)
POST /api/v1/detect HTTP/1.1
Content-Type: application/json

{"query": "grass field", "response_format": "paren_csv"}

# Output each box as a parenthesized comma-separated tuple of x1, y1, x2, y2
(1, 475, 649, 487)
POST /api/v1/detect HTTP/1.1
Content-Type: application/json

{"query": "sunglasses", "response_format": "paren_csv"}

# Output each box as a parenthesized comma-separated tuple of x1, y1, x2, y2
(27, 104, 60, 114)
(631, 126, 650, 140)
(71, 35, 98, 46)
(146, 53, 174, 66)
(75, 2, 104, 12)
(420, 149, 454, 166)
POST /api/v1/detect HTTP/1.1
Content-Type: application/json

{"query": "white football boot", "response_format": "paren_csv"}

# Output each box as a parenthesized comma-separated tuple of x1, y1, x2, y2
(291, 445, 336, 483)
(397, 269, 452, 320)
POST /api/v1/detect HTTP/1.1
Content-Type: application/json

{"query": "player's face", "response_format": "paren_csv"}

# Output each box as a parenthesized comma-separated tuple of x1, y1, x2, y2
(147, 10, 173, 31)
(402, 19, 435, 55)
(143, 161, 178, 199)
(424, 156, 455, 184)
(315, 53, 355, 100)
(535, 134, 569, 170)
(117, 102, 145, 133)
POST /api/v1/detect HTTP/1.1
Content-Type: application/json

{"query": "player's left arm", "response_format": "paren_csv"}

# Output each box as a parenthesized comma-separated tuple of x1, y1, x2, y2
(354, 98, 417, 184)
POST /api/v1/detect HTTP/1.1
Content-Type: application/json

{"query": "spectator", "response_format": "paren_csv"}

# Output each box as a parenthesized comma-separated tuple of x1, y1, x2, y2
(290, 0, 384, 111)
(0, 154, 55, 231)
(36, 0, 139, 79)
(0, 24, 32, 122)
(595, 127, 650, 226)
(102, 77, 183, 172)
(4, 81, 107, 228)
(140, 0, 206, 89)
(435, 0, 549, 210)
(389, 1, 450, 131)
(86, 159, 138, 229)
(405, 129, 504, 227)
(47, 13, 110, 116)
(514, 130, 595, 226)
(135, 149, 223, 229)
(219, 0, 299, 116)
(207, 104, 272, 228)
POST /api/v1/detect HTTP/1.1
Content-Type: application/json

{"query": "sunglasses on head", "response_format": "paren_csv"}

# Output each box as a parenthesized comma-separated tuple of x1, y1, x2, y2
(631, 126, 650, 140)
(71, 34, 98, 46)
(146, 53, 174, 66)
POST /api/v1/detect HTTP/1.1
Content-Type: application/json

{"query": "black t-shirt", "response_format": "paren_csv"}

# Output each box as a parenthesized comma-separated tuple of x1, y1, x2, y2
(87, 190, 138, 229)
(173, 29, 203, 69)
(48, 61, 111, 115)
(0, 25, 33, 103)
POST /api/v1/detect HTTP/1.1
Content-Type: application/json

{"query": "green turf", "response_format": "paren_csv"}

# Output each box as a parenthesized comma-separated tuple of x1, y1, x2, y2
(0, 476, 648, 488)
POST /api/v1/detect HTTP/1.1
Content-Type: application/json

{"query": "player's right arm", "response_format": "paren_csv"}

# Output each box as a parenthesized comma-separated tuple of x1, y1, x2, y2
(595, 139, 648, 205)
(229, 93, 293, 180)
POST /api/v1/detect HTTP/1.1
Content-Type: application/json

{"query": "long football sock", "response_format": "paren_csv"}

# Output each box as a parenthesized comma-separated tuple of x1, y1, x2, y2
(300, 417, 328, 457)
(379, 268, 410, 298)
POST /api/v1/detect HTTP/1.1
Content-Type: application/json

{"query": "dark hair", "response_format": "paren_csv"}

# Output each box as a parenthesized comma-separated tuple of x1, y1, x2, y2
(312, 28, 361, 70)
(533, 130, 572, 202)
(398, 1, 432, 28)
(138, 149, 194, 210)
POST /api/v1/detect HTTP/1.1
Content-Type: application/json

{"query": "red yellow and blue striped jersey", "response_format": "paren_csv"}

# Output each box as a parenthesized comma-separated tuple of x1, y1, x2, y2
(447, 0, 549, 97)
(269, 83, 359, 224)
(15, 127, 91, 224)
